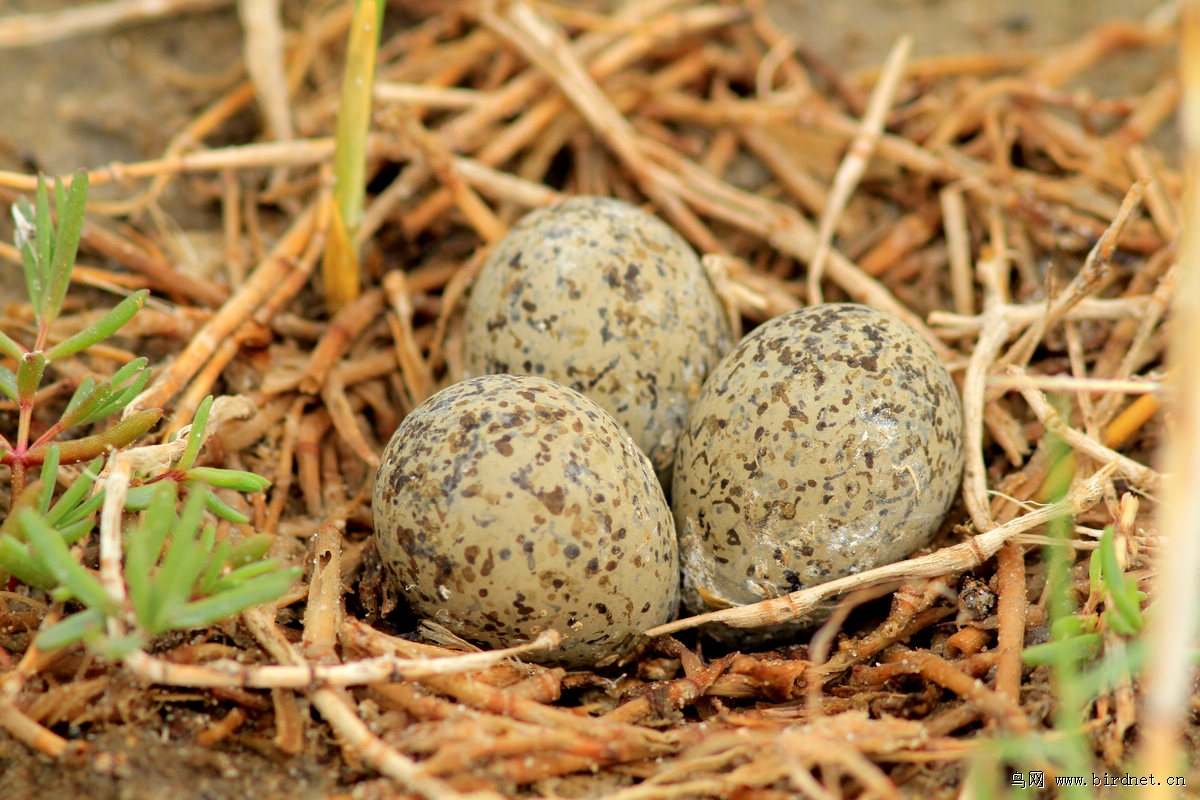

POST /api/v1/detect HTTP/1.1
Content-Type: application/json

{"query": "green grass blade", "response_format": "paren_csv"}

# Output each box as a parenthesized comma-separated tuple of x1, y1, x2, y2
(126, 482, 175, 576)
(127, 482, 179, 630)
(321, 0, 382, 309)
(1098, 526, 1143, 634)
(58, 485, 106, 526)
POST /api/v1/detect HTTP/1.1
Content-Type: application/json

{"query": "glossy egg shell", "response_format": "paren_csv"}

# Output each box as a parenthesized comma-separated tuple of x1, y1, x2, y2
(372, 374, 679, 667)
(463, 196, 733, 484)
(672, 303, 964, 620)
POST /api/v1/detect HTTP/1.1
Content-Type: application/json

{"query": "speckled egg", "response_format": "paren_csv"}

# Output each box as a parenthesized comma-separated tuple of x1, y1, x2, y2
(673, 303, 963, 623)
(463, 196, 733, 484)
(372, 374, 679, 667)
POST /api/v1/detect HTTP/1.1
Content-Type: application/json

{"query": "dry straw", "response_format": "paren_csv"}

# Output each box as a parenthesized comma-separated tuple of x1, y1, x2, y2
(0, 0, 1192, 797)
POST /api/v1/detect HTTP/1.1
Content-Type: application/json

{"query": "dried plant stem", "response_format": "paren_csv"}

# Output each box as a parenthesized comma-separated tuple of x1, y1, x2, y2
(242, 607, 504, 800)
(961, 276, 1011, 533)
(0, 0, 232, 48)
(807, 35, 912, 304)
(993, 543, 1027, 703)
(1135, 3, 1200, 792)
(0, 698, 68, 757)
(1012, 368, 1162, 495)
(116, 625, 564, 689)
(127, 202, 320, 414)
(646, 463, 1117, 636)
(997, 180, 1146, 373)
(883, 647, 1031, 734)
(929, 296, 1156, 332)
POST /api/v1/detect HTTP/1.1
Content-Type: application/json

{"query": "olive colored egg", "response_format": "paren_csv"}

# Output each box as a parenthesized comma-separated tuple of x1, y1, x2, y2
(672, 304, 963, 623)
(463, 196, 733, 484)
(372, 374, 679, 667)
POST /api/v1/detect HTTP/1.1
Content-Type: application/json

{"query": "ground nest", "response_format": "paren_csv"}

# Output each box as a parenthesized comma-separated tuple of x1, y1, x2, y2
(0, 1, 1196, 798)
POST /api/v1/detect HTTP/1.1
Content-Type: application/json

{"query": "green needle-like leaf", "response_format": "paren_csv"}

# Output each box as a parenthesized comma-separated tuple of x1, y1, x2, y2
(16, 351, 47, 401)
(121, 484, 160, 511)
(126, 482, 177, 628)
(0, 327, 23, 361)
(57, 518, 95, 546)
(197, 540, 231, 595)
(0, 364, 17, 402)
(42, 170, 89, 324)
(18, 508, 113, 613)
(201, 490, 251, 524)
(46, 289, 149, 361)
(186, 466, 271, 493)
(1099, 527, 1143, 634)
(1022, 633, 1103, 666)
(167, 567, 301, 630)
(176, 395, 214, 472)
(145, 489, 209, 632)
(44, 456, 102, 526)
(57, 488, 105, 527)
(33, 408, 160, 465)
(36, 448, 60, 514)
(211, 559, 287, 594)
(227, 533, 273, 568)
(34, 607, 107, 652)
(0, 534, 57, 589)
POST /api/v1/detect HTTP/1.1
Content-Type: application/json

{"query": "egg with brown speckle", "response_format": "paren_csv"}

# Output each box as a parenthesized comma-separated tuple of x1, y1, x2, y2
(464, 196, 733, 485)
(672, 304, 963, 626)
(372, 374, 679, 667)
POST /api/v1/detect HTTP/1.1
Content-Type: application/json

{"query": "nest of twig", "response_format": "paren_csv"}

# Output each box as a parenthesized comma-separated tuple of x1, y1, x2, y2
(1, 1, 1195, 798)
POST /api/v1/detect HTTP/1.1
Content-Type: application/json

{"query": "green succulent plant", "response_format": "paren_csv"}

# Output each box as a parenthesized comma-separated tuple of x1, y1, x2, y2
(0, 170, 300, 658)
